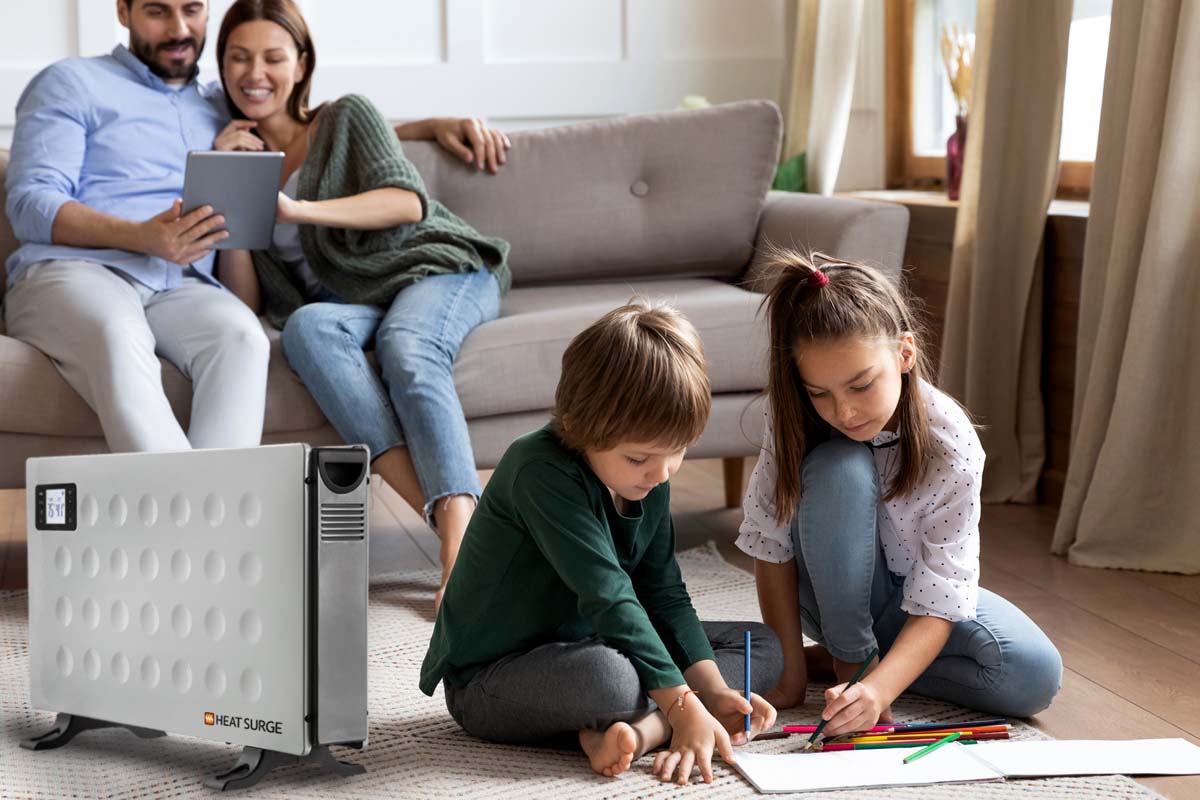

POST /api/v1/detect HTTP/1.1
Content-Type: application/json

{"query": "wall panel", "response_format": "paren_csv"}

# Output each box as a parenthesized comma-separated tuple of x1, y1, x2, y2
(0, 0, 885, 191)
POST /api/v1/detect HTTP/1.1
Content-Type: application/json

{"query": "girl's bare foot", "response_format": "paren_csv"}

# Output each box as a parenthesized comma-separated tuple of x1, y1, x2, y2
(804, 645, 837, 682)
(579, 722, 638, 777)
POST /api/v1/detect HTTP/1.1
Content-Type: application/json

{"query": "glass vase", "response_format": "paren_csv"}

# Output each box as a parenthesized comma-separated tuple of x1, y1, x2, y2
(946, 115, 967, 201)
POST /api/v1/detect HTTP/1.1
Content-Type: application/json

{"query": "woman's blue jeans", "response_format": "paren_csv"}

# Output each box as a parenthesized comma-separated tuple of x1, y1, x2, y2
(792, 437, 1063, 717)
(280, 269, 501, 522)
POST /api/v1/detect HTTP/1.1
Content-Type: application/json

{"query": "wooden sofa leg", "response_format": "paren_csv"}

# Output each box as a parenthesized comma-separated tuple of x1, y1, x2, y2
(722, 458, 745, 509)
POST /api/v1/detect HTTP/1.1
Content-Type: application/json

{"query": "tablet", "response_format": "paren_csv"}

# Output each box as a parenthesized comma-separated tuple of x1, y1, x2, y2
(182, 150, 285, 250)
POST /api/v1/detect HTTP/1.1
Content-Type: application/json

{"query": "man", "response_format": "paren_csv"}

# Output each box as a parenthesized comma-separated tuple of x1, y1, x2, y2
(3, 0, 509, 453)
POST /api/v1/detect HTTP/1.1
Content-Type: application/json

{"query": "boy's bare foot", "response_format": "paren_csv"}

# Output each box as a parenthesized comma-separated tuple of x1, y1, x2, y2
(579, 722, 638, 777)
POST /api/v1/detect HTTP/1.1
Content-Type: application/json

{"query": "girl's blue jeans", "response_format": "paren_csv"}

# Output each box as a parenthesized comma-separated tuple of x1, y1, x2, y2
(280, 269, 501, 522)
(792, 437, 1063, 717)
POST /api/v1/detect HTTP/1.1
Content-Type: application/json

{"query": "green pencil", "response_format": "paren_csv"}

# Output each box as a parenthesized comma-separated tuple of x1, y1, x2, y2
(902, 731, 962, 764)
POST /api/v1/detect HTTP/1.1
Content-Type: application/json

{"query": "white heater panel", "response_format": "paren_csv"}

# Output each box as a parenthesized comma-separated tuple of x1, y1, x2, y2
(27, 445, 311, 755)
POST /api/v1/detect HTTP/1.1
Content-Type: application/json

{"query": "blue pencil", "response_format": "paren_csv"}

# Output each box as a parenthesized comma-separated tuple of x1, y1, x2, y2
(744, 630, 752, 734)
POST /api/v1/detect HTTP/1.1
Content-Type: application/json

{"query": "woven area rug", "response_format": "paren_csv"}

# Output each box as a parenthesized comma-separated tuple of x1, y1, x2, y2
(0, 544, 1162, 799)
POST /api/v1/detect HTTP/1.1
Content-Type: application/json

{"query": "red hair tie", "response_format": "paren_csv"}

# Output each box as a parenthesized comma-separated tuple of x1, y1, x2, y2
(809, 269, 829, 289)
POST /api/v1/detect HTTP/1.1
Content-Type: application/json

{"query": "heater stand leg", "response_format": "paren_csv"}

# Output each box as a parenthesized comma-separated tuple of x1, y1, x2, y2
(205, 744, 365, 791)
(21, 713, 166, 751)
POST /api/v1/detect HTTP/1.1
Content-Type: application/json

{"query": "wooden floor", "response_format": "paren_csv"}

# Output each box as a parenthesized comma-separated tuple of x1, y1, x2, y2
(2, 458, 1198, 797)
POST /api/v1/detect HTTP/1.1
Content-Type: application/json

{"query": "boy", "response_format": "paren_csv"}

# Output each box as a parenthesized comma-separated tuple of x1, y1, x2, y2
(420, 299, 781, 785)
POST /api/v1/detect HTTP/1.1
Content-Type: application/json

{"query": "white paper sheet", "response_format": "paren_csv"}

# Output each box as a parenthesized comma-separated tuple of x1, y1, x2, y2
(969, 738, 1200, 778)
(732, 744, 1003, 794)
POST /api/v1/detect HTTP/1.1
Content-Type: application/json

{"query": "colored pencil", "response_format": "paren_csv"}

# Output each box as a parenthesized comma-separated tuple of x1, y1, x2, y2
(903, 731, 962, 764)
(779, 719, 1010, 742)
(820, 738, 979, 753)
(803, 647, 878, 752)
(889, 718, 1006, 732)
(840, 727, 1010, 743)
(840, 731, 1010, 745)
(744, 630, 752, 734)
(783, 724, 896, 734)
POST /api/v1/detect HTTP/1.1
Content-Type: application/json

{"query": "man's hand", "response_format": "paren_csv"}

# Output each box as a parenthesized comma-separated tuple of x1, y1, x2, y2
(702, 687, 778, 745)
(136, 200, 227, 265)
(424, 117, 510, 174)
(214, 120, 264, 151)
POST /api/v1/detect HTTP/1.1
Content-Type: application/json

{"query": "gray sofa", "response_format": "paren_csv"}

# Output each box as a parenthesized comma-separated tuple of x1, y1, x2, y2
(0, 100, 909, 501)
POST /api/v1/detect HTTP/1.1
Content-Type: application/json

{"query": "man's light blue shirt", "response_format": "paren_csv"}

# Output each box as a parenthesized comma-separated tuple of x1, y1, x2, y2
(4, 45, 231, 291)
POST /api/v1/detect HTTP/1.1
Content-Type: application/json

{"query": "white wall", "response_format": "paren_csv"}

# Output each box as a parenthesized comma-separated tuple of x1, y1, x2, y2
(0, 0, 884, 189)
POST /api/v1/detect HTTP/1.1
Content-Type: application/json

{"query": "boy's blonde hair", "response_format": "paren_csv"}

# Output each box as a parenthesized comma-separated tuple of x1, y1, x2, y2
(552, 298, 711, 452)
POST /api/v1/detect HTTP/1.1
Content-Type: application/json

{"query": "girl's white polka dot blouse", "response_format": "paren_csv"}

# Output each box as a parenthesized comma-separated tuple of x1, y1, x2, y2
(735, 380, 984, 623)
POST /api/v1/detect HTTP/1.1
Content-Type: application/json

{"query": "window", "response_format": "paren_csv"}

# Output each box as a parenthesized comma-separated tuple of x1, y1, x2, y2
(886, 0, 1111, 197)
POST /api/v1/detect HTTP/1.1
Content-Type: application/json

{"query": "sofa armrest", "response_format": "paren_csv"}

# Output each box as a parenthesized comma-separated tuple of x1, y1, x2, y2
(743, 191, 910, 290)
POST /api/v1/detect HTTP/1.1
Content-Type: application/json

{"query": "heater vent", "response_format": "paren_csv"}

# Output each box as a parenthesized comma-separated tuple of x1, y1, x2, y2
(319, 502, 365, 540)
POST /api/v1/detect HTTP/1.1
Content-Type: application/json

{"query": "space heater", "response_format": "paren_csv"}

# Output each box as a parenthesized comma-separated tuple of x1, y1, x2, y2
(22, 444, 370, 790)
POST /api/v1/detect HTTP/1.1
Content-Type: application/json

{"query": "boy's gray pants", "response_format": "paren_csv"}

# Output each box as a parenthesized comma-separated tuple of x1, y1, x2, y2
(444, 621, 783, 745)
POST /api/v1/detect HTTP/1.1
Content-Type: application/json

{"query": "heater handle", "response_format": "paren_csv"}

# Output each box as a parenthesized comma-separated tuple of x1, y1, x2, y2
(315, 447, 368, 494)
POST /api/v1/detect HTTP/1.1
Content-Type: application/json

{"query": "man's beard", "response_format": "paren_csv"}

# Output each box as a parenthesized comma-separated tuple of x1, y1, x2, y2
(129, 32, 205, 81)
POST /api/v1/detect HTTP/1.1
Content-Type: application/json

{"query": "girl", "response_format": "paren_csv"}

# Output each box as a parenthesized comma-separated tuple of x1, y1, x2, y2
(421, 300, 781, 785)
(738, 251, 1062, 737)
(212, 0, 510, 607)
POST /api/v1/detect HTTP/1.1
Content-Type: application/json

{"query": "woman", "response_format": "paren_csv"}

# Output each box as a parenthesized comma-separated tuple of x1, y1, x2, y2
(213, 0, 511, 608)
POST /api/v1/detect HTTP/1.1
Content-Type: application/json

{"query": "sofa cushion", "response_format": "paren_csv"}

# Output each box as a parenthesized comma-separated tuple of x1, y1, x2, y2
(401, 101, 781, 287)
(453, 277, 768, 419)
(0, 277, 767, 438)
(1, 100, 780, 299)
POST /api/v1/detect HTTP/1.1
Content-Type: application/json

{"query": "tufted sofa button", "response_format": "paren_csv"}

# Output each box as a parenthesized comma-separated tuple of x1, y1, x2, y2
(630, 180, 649, 197)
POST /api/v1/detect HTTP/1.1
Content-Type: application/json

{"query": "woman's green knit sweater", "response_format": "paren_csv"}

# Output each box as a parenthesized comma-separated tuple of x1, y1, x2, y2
(251, 94, 511, 328)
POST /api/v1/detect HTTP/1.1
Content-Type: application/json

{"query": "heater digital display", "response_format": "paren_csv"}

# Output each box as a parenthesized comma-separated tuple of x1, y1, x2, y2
(34, 483, 76, 531)
(45, 489, 66, 526)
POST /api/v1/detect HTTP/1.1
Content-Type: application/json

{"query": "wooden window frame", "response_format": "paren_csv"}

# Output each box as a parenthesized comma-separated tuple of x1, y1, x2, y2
(885, 0, 1094, 199)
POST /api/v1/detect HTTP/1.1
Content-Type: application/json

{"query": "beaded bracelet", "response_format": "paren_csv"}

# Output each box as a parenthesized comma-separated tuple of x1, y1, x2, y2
(666, 689, 698, 721)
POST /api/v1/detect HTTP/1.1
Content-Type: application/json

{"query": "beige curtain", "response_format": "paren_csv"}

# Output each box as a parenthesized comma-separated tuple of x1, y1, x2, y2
(937, 0, 1073, 503)
(1052, 1, 1200, 573)
(781, 0, 864, 195)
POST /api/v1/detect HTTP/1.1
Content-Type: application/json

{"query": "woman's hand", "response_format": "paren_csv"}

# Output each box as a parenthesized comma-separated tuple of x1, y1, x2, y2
(818, 679, 895, 738)
(702, 687, 778, 745)
(276, 191, 303, 225)
(652, 698, 736, 786)
(214, 120, 264, 152)
(430, 117, 510, 173)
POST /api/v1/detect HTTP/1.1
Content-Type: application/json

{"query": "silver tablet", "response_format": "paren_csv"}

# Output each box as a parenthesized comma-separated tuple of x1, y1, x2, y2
(182, 150, 285, 250)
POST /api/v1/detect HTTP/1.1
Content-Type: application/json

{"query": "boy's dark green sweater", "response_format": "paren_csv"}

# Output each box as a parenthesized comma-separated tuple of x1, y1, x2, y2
(251, 94, 511, 328)
(419, 427, 715, 696)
